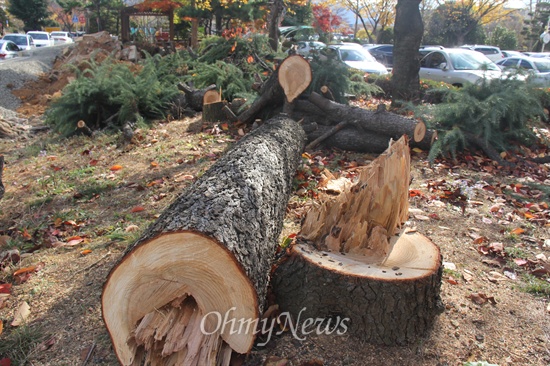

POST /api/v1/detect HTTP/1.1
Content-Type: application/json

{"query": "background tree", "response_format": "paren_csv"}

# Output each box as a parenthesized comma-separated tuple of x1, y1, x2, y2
(488, 25, 517, 50)
(312, 4, 342, 41)
(521, 2, 550, 51)
(391, 0, 423, 102)
(0, 7, 7, 34)
(424, 4, 486, 46)
(51, 0, 82, 32)
(8, 0, 50, 31)
(423, 0, 516, 46)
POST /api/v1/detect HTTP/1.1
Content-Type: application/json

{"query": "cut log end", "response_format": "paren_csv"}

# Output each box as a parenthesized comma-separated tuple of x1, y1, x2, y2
(413, 120, 426, 143)
(278, 55, 312, 103)
(102, 232, 258, 365)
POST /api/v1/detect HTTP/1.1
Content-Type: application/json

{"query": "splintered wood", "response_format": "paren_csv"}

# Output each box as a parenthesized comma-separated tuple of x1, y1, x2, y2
(129, 295, 232, 366)
(300, 136, 410, 263)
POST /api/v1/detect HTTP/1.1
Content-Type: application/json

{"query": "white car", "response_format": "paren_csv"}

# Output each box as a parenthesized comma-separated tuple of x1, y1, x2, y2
(419, 48, 502, 86)
(293, 41, 326, 57)
(0, 40, 21, 60)
(1, 33, 34, 51)
(327, 44, 389, 75)
(459, 45, 505, 62)
(496, 56, 550, 86)
(27, 31, 54, 47)
(50, 31, 74, 44)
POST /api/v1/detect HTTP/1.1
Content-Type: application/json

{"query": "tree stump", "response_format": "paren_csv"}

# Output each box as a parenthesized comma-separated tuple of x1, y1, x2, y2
(102, 115, 306, 365)
(271, 136, 443, 345)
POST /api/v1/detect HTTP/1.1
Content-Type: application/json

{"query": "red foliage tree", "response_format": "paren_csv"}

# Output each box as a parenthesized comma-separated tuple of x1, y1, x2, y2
(312, 4, 342, 33)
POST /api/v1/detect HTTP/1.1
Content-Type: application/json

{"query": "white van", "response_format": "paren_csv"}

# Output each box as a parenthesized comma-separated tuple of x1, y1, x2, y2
(27, 31, 54, 47)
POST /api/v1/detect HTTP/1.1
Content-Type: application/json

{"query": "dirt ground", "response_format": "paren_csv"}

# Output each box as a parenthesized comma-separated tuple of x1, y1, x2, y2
(0, 107, 548, 366)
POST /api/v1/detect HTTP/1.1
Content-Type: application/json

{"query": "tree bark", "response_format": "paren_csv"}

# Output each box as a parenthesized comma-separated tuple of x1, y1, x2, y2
(238, 70, 284, 125)
(391, 0, 424, 103)
(102, 115, 306, 366)
(305, 124, 392, 153)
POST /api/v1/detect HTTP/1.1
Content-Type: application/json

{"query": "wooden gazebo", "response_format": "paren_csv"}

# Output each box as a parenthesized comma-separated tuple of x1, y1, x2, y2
(120, 4, 175, 43)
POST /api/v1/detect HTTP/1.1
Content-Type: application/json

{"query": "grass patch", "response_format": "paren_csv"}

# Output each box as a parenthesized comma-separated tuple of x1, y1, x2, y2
(0, 325, 47, 366)
(520, 274, 550, 298)
(504, 246, 529, 259)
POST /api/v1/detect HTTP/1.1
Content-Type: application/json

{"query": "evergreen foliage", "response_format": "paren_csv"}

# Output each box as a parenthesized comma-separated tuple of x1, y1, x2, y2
(414, 78, 546, 161)
(188, 60, 250, 101)
(8, 0, 50, 31)
(45, 55, 179, 136)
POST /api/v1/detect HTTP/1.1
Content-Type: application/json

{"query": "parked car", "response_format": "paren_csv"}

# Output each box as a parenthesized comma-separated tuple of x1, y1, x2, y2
(50, 31, 74, 44)
(327, 44, 388, 74)
(0, 40, 21, 60)
(364, 44, 393, 67)
(419, 48, 501, 86)
(27, 31, 54, 47)
(1, 33, 34, 51)
(293, 41, 326, 57)
(458, 45, 504, 62)
(495, 56, 550, 86)
(501, 50, 522, 58)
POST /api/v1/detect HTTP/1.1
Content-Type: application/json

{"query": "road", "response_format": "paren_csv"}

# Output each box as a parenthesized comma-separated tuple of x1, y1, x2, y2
(0, 43, 72, 112)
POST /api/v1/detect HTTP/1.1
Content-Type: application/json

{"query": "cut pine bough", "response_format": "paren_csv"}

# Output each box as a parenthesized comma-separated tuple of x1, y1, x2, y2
(101, 115, 306, 365)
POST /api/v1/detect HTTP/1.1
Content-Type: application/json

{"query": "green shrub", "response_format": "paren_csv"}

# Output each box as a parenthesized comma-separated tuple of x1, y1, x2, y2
(45, 54, 180, 136)
(414, 77, 546, 161)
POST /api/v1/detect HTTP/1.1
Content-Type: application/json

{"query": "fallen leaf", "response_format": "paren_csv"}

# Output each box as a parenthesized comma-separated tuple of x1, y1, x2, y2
(487, 271, 507, 283)
(514, 258, 528, 266)
(66, 238, 84, 246)
(414, 214, 430, 221)
(89, 159, 99, 166)
(131, 206, 145, 213)
(463, 272, 473, 282)
(220, 123, 229, 131)
(11, 301, 30, 326)
(37, 336, 56, 352)
(110, 165, 123, 171)
(447, 276, 459, 285)
(473, 236, 488, 244)
(510, 227, 525, 235)
(150, 161, 158, 168)
(0, 320, 3, 336)
(467, 292, 497, 306)
(238, 128, 245, 136)
(547, 303, 550, 314)
(0, 357, 11, 366)
(0, 284, 11, 294)
(80, 249, 92, 256)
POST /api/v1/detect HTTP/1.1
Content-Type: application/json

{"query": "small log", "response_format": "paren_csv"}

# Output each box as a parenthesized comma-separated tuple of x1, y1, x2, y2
(77, 120, 93, 137)
(320, 85, 335, 101)
(177, 82, 217, 112)
(308, 92, 435, 150)
(237, 70, 284, 125)
(271, 137, 443, 345)
(306, 124, 394, 153)
(102, 115, 306, 366)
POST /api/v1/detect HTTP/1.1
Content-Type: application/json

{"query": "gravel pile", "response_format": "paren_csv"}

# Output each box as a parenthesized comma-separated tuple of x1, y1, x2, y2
(0, 46, 67, 112)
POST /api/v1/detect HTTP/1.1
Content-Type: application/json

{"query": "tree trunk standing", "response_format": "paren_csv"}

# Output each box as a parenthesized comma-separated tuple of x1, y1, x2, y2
(102, 116, 306, 365)
(391, 0, 424, 103)
(267, 0, 285, 51)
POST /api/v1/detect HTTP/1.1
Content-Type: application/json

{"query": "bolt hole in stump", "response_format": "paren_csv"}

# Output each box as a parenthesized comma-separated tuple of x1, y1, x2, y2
(271, 136, 443, 346)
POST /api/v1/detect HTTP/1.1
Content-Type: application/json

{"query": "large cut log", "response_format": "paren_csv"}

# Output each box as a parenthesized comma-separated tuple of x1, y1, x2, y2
(237, 69, 284, 125)
(305, 123, 393, 153)
(102, 115, 306, 366)
(271, 136, 443, 345)
(308, 92, 436, 150)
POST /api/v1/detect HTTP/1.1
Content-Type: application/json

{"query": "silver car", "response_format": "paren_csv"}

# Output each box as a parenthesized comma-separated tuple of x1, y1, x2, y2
(496, 56, 550, 86)
(419, 48, 502, 86)
(1, 33, 34, 51)
(0, 40, 21, 60)
(327, 44, 389, 75)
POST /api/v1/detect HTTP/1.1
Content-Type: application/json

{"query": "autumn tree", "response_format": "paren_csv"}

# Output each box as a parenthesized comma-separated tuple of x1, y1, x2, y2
(8, 0, 50, 31)
(51, 0, 82, 32)
(424, 0, 518, 46)
(312, 4, 342, 39)
(488, 25, 517, 50)
(391, 0, 423, 103)
(333, 0, 395, 43)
